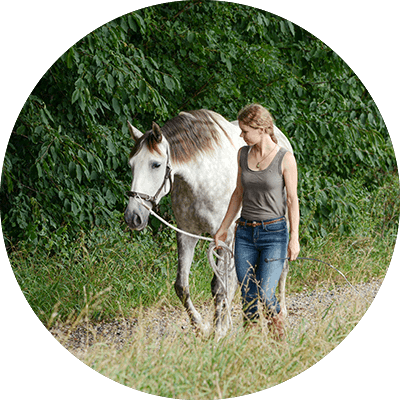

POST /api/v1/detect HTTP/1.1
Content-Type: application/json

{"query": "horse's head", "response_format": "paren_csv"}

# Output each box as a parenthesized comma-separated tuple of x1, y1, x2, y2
(124, 121, 173, 231)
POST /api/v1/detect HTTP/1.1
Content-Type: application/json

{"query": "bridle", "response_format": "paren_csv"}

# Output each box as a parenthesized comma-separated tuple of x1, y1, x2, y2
(126, 154, 173, 209)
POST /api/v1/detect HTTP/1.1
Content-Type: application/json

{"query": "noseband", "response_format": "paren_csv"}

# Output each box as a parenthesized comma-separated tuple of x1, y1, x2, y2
(126, 161, 173, 209)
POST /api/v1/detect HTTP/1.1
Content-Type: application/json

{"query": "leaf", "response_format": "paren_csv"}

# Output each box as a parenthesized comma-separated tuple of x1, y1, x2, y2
(355, 148, 364, 161)
(280, 20, 287, 34)
(107, 74, 115, 89)
(121, 18, 128, 33)
(287, 21, 295, 36)
(163, 75, 175, 92)
(36, 163, 43, 179)
(128, 15, 137, 31)
(368, 113, 375, 126)
(105, 189, 116, 205)
(71, 89, 80, 104)
(138, 80, 146, 95)
(68, 161, 75, 176)
(112, 97, 121, 115)
(133, 13, 146, 35)
(107, 138, 116, 156)
(66, 48, 74, 69)
(187, 31, 195, 43)
(320, 123, 327, 136)
(225, 58, 232, 72)
(76, 164, 82, 183)
(71, 202, 79, 216)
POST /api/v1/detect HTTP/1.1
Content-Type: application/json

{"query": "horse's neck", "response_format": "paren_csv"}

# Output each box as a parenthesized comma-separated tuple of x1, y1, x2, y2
(170, 120, 243, 198)
(172, 155, 222, 196)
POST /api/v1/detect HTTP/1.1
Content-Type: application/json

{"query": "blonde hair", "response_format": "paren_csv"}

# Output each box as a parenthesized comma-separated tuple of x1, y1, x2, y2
(237, 103, 277, 144)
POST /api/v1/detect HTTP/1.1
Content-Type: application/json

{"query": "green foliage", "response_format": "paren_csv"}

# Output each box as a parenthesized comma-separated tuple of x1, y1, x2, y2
(0, 0, 397, 246)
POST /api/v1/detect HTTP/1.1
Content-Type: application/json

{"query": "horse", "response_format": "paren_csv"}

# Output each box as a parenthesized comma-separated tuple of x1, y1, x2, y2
(124, 109, 293, 338)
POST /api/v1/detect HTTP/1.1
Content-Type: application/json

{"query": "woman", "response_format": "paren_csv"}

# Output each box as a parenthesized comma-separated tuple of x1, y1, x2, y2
(214, 104, 300, 339)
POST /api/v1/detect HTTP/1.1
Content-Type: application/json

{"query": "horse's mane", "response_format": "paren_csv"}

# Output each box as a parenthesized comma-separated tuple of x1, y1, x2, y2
(131, 110, 232, 164)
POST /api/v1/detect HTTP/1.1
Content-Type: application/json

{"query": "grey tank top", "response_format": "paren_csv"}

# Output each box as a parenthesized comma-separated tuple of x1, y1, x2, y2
(240, 146, 288, 221)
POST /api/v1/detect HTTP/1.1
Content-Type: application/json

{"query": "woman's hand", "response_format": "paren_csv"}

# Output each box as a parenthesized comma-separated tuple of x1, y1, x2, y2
(214, 228, 228, 249)
(287, 238, 300, 261)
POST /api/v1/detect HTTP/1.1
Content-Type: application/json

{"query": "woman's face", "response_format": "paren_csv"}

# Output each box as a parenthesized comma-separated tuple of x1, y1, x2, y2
(239, 122, 263, 146)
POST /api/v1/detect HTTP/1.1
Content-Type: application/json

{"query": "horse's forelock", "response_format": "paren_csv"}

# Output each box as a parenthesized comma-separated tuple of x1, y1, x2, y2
(129, 132, 163, 160)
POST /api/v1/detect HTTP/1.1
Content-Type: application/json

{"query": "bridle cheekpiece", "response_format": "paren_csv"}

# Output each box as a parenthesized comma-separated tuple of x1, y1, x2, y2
(126, 157, 173, 209)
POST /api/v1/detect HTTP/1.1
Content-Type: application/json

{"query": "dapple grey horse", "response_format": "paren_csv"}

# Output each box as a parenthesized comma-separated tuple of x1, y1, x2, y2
(124, 109, 293, 338)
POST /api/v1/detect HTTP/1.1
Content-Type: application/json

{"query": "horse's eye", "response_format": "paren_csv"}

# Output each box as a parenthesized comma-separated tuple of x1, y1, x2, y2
(152, 162, 161, 169)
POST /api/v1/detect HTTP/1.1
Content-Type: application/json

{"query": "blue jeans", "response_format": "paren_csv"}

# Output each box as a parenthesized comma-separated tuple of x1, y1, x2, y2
(234, 216, 289, 321)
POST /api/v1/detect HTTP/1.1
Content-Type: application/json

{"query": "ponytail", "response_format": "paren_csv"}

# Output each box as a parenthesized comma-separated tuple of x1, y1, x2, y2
(270, 131, 278, 144)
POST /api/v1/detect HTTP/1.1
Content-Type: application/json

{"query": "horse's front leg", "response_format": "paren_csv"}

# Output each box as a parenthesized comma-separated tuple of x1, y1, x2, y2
(174, 232, 210, 335)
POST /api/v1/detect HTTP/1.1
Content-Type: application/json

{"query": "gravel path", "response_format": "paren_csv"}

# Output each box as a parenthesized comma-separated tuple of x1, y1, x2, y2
(50, 279, 382, 356)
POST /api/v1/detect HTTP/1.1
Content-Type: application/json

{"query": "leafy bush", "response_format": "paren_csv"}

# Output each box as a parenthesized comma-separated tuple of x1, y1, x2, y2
(0, 1, 397, 247)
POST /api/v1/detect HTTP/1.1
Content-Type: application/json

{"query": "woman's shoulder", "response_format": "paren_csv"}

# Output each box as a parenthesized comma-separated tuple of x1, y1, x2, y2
(237, 146, 249, 166)
(238, 145, 250, 157)
(281, 150, 297, 172)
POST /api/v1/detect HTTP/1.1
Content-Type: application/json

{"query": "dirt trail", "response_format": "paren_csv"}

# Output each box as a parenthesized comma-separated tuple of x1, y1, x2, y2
(50, 279, 382, 356)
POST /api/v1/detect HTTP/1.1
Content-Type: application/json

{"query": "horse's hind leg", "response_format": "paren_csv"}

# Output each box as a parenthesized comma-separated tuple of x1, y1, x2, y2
(278, 259, 289, 317)
(174, 232, 210, 335)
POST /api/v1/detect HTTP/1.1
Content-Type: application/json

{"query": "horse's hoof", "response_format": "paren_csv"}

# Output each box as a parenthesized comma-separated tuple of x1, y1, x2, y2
(214, 330, 228, 342)
(192, 320, 212, 337)
(214, 324, 229, 341)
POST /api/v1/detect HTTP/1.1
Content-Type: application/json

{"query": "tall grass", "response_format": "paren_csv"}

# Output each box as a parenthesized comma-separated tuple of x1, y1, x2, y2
(7, 172, 399, 327)
(8, 223, 216, 326)
(59, 290, 371, 399)
(8, 220, 395, 328)
(4, 171, 398, 398)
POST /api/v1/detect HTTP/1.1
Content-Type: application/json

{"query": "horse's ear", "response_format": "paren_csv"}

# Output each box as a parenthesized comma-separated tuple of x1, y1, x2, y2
(127, 121, 143, 142)
(152, 122, 163, 143)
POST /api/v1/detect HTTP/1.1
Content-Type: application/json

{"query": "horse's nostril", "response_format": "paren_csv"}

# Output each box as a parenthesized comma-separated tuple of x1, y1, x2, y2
(124, 210, 143, 228)
(132, 214, 142, 227)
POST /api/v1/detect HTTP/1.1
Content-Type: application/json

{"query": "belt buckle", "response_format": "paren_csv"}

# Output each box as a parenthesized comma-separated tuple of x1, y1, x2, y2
(251, 221, 258, 227)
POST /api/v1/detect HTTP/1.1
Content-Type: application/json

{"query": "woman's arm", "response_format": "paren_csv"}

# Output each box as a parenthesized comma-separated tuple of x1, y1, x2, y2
(214, 148, 244, 247)
(282, 151, 300, 261)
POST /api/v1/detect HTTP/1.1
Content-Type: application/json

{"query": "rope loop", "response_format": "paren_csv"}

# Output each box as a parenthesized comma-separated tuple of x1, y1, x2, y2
(207, 241, 235, 327)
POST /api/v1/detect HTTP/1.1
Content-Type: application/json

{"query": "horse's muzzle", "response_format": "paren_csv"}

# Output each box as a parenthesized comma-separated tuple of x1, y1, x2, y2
(124, 207, 149, 231)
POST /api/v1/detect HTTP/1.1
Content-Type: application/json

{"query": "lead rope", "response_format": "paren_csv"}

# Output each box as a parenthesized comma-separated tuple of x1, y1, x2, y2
(133, 195, 235, 328)
(133, 195, 364, 330)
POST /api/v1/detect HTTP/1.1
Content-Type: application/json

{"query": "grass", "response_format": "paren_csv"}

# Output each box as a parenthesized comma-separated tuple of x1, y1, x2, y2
(8, 221, 395, 328)
(7, 172, 399, 327)
(56, 289, 371, 399)
(8, 223, 217, 325)
(4, 171, 399, 398)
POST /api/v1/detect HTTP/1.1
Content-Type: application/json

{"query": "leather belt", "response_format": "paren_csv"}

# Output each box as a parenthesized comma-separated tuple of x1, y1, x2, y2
(235, 217, 284, 227)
